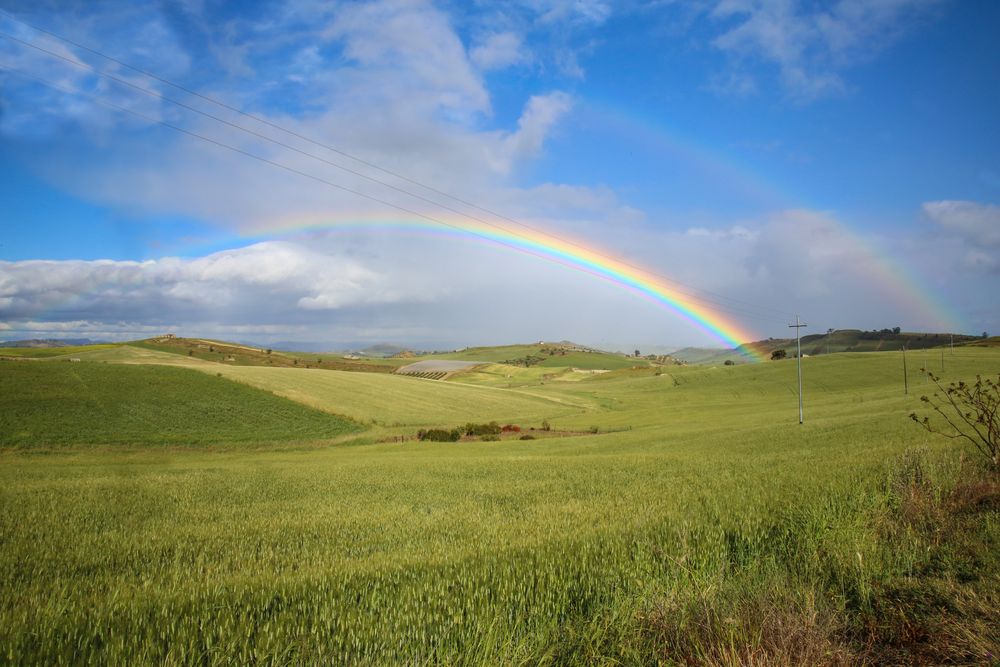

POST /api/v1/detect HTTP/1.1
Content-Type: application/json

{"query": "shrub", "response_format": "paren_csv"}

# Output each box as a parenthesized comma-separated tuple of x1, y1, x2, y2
(481, 434, 500, 442)
(589, 425, 600, 434)
(724, 359, 735, 366)
(541, 420, 551, 431)
(910, 370, 999, 470)
(501, 424, 521, 433)
(519, 434, 535, 440)
(464, 421, 501, 437)
(417, 428, 461, 442)
(771, 349, 787, 360)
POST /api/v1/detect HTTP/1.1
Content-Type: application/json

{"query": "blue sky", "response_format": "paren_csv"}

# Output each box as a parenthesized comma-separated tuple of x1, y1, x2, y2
(1, 0, 998, 349)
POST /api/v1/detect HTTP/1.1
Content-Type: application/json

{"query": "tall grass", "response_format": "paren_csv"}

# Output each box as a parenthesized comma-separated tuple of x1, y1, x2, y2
(0, 349, 997, 663)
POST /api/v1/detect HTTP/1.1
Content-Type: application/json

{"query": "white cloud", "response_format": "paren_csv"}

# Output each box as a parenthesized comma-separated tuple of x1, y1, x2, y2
(0, 241, 417, 325)
(503, 92, 574, 162)
(470, 31, 530, 71)
(533, 0, 613, 26)
(324, 0, 490, 118)
(922, 200, 1000, 277)
(923, 200, 1000, 248)
(709, 0, 943, 100)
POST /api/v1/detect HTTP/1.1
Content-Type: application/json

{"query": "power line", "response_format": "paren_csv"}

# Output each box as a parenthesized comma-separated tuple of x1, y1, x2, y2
(1, 63, 792, 328)
(0, 10, 796, 321)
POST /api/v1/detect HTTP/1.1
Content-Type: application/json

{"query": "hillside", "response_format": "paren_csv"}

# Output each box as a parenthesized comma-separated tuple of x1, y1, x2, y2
(131, 336, 396, 373)
(0, 361, 359, 447)
(674, 329, 983, 364)
(419, 342, 645, 370)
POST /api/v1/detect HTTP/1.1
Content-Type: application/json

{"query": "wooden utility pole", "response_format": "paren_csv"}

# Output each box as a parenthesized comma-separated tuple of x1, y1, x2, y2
(902, 346, 909, 395)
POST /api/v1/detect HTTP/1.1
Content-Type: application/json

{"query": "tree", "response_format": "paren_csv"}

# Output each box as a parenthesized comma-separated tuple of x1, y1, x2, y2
(910, 370, 999, 470)
(984, 332, 989, 339)
(771, 349, 787, 360)
(893, 327, 901, 335)
(724, 359, 735, 366)
(634, 349, 641, 358)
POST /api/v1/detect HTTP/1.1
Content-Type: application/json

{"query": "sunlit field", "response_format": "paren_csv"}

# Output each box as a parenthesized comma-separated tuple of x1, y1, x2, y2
(1, 347, 997, 664)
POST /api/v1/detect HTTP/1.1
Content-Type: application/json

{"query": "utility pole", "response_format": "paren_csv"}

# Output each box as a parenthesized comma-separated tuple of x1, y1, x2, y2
(902, 346, 908, 395)
(789, 315, 807, 424)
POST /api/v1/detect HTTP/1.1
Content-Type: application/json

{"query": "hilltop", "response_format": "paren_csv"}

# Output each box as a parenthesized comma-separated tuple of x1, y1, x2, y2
(674, 328, 986, 364)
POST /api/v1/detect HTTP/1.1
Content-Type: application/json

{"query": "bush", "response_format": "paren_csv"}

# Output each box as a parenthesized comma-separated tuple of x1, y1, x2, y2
(724, 359, 735, 366)
(501, 424, 521, 432)
(464, 421, 501, 437)
(910, 370, 999, 470)
(417, 428, 461, 442)
(771, 349, 788, 360)
(541, 420, 551, 431)
(520, 434, 535, 440)
(589, 425, 600, 434)
(481, 434, 500, 442)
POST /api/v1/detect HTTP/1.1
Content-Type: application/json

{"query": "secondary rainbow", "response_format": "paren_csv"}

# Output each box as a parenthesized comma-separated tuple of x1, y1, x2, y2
(249, 213, 765, 359)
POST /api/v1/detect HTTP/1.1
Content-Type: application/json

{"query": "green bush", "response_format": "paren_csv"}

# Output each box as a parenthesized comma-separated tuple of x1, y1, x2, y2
(464, 421, 501, 437)
(417, 428, 461, 442)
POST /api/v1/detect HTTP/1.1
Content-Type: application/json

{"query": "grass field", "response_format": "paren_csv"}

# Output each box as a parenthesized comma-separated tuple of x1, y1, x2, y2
(197, 364, 587, 427)
(0, 348, 998, 664)
(0, 343, 122, 358)
(0, 361, 359, 447)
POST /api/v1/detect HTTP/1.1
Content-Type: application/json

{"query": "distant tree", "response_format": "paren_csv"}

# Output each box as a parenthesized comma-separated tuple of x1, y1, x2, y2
(893, 327, 901, 335)
(771, 349, 787, 360)
(827, 328, 834, 334)
(984, 332, 989, 339)
(634, 349, 641, 358)
(724, 359, 735, 366)
(266, 348, 272, 355)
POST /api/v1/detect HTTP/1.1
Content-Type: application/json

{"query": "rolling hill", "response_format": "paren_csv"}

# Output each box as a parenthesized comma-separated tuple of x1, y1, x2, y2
(673, 329, 984, 364)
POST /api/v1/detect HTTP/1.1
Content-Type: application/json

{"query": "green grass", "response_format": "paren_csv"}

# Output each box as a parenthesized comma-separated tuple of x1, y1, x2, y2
(414, 343, 641, 369)
(0, 343, 122, 358)
(0, 361, 359, 447)
(0, 349, 998, 663)
(675, 329, 983, 364)
(191, 364, 585, 427)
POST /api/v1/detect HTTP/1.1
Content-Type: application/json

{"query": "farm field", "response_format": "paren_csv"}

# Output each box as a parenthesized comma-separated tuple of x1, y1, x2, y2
(0, 362, 359, 447)
(0, 347, 998, 664)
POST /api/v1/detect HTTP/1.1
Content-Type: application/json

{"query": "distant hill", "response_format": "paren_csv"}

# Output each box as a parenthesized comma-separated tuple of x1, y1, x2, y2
(129, 336, 398, 373)
(0, 338, 103, 348)
(675, 329, 984, 364)
(423, 341, 644, 370)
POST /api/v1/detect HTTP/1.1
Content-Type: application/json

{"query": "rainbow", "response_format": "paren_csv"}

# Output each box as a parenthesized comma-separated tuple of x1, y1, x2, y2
(245, 213, 767, 359)
(580, 99, 962, 332)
